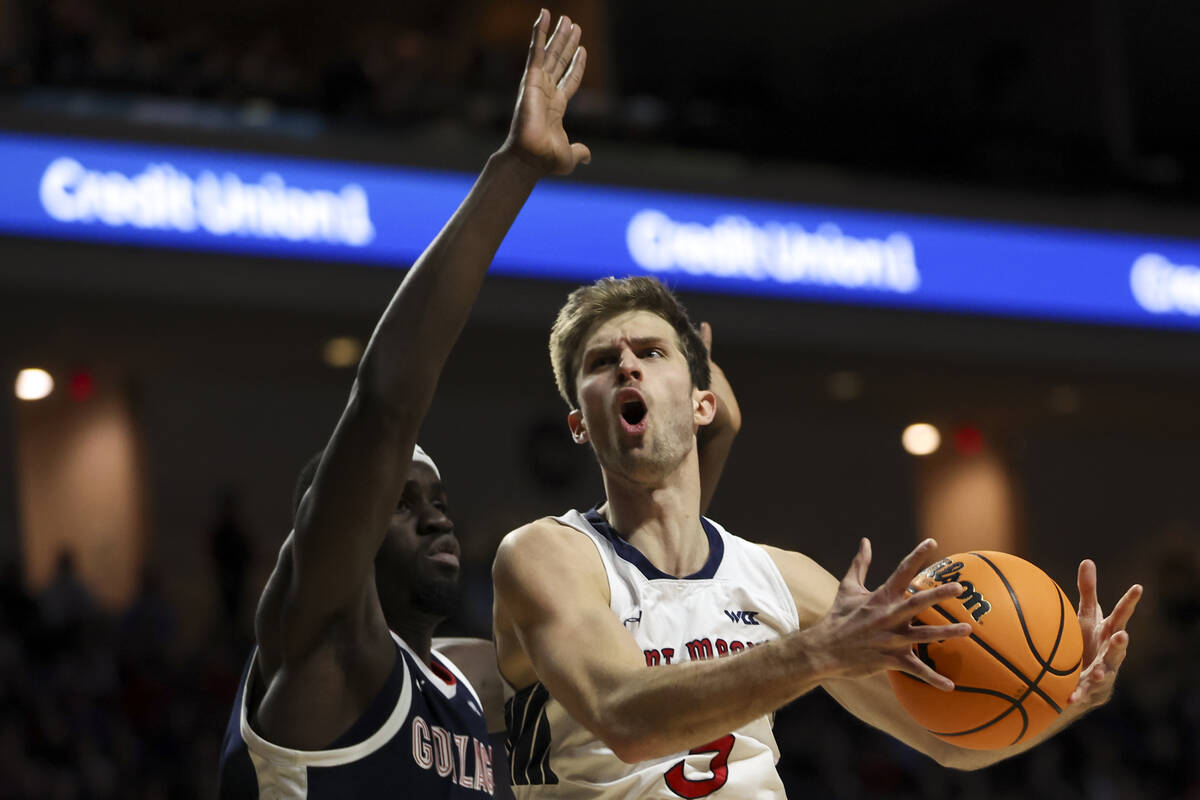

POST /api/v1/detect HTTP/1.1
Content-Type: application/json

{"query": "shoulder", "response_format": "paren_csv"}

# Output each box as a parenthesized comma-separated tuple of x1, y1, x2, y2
(493, 516, 609, 611)
(494, 515, 601, 570)
(256, 532, 385, 679)
(757, 544, 840, 627)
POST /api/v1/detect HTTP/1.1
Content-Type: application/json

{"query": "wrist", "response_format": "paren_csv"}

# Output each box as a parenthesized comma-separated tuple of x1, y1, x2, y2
(489, 145, 551, 187)
(785, 626, 838, 687)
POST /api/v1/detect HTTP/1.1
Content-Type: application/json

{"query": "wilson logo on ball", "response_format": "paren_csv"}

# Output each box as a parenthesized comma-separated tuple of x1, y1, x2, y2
(923, 557, 993, 622)
(889, 551, 1083, 750)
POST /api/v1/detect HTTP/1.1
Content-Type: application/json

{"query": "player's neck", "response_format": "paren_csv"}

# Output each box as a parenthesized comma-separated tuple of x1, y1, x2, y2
(387, 615, 439, 666)
(598, 450, 707, 577)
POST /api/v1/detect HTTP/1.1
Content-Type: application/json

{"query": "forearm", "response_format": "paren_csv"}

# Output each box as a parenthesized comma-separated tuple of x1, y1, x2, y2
(941, 703, 1085, 770)
(697, 426, 736, 515)
(596, 633, 825, 761)
(284, 152, 544, 633)
(825, 671, 1088, 772)
(357, 149, 543, 411)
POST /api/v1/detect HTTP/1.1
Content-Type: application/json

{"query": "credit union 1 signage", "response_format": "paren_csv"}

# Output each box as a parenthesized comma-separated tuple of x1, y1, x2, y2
(2, 131, 1200, 332)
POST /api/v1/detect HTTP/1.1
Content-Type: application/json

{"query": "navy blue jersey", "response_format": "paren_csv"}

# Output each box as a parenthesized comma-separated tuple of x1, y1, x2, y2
(217, 632, 495, 798)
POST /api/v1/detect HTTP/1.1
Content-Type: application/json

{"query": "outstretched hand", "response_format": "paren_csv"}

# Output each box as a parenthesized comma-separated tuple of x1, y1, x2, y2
(504, 9, 591, 176)
(809, 538, 972, 691)
(1067, 559, 1141, 708)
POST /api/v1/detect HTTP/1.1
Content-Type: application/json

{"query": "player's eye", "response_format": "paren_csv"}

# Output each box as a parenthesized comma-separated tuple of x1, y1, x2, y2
(590, 354, 615, 370)
(395, 500, 411, 514)
(643, 347, 665, 359)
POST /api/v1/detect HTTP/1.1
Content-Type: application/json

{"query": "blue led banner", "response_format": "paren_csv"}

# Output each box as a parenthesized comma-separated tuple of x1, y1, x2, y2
(2, 131, 1200, 331)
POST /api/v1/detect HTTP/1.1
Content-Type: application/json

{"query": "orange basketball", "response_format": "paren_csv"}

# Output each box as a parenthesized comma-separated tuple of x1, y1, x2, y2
(886, 551, 1084, 750)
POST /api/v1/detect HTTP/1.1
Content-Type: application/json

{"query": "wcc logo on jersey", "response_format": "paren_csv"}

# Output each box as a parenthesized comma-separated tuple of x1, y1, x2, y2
(723, 609, 760, 625)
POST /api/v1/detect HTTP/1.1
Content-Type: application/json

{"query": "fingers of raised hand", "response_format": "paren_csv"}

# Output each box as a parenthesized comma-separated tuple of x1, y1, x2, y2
(568, 141, 591, 168)
(544, 16, 580, 86)
(699, 322, 713, 355)
(527, 10, 550, 71)
(558, 44, 586, 97)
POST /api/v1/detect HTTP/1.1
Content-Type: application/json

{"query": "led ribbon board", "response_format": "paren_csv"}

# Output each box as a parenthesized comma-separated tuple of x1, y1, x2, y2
(3, 131, 1200, 331)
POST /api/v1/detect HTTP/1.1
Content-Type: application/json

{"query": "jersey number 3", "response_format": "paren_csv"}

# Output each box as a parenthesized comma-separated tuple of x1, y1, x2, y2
(663, 734, 735, 798)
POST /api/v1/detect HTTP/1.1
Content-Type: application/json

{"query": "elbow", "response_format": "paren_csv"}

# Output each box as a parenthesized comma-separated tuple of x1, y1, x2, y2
(928, 746, 985, 772)
(593, 719, 670, 764)
(346, 375, 423, 433)
(353, 358, 396, 408)
(602, 731, 657, 765)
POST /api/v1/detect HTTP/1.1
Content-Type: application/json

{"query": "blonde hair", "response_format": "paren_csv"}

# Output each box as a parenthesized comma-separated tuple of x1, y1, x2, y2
(549, 276, 710, 408)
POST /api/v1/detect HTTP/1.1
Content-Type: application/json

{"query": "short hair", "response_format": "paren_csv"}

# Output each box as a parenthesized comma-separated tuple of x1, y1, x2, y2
(549, 276, 710, 408)
(293, 450, 324, 523)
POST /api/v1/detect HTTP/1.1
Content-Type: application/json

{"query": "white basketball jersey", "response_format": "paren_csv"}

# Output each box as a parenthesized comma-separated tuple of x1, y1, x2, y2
(505, 509, 800, 800)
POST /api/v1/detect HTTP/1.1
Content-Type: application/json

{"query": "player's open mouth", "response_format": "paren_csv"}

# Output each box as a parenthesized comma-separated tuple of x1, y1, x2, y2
(619, 398, 648, 433)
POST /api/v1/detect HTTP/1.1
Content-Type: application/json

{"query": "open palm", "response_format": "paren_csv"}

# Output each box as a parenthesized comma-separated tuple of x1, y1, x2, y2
(1068, 559, 1142, 707)
(505, 11, 591, 176)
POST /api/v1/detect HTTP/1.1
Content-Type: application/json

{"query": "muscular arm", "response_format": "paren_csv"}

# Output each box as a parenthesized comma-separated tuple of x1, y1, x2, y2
(493, 525, 966, 763)
(254, 11, 590, 745)
(494, 520, 819, 762)
(275, 150, 554, 658)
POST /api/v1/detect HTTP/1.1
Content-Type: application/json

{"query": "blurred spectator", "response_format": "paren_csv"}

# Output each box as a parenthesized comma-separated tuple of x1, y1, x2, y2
(3, 0, 608, 138)
(37, 549, 96, 636)
(210, 488, 250, 638)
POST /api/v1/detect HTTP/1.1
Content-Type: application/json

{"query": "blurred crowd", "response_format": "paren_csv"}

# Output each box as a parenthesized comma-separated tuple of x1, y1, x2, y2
(0, 551, 241, 799)
(0, 0, 619, 137)
(0, 523, 1197, 800)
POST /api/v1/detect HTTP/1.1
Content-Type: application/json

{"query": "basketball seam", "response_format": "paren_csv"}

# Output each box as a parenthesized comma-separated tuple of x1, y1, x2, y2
(971, 552, 1079, 678)
(930, 603, 1063, 714)
(893, 671, 1031, 746)
(923, 685, 1029, 742)
(963, 553, 1072, 715)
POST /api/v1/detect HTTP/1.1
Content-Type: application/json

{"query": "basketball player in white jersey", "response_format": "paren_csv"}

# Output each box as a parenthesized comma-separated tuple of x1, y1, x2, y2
(215, 12, 594, 797)
(492, 276, 1143, 798)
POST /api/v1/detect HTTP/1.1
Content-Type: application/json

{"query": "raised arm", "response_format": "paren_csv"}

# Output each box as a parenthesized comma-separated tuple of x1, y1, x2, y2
(258, 9, 589, 680)
(696, 322, 741, 515)
(494, 527, 968, 762)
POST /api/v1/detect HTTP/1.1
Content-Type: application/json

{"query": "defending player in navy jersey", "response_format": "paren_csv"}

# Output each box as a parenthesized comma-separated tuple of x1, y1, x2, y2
(215, 11, 593, 797)
(492, 277, 1144, 797)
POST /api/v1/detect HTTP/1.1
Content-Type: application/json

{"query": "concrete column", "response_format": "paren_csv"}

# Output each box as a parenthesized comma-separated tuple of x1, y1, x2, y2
(14, 373, 148, 610)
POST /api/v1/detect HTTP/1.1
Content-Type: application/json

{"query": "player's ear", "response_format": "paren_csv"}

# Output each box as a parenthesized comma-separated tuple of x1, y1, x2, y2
(693, 388, 717, 429)
(567, 409, 589, 444)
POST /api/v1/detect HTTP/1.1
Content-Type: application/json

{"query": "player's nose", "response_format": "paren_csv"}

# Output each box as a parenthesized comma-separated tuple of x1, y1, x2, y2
(418, 504, 453, 535)
(617, 351, 642, 383)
